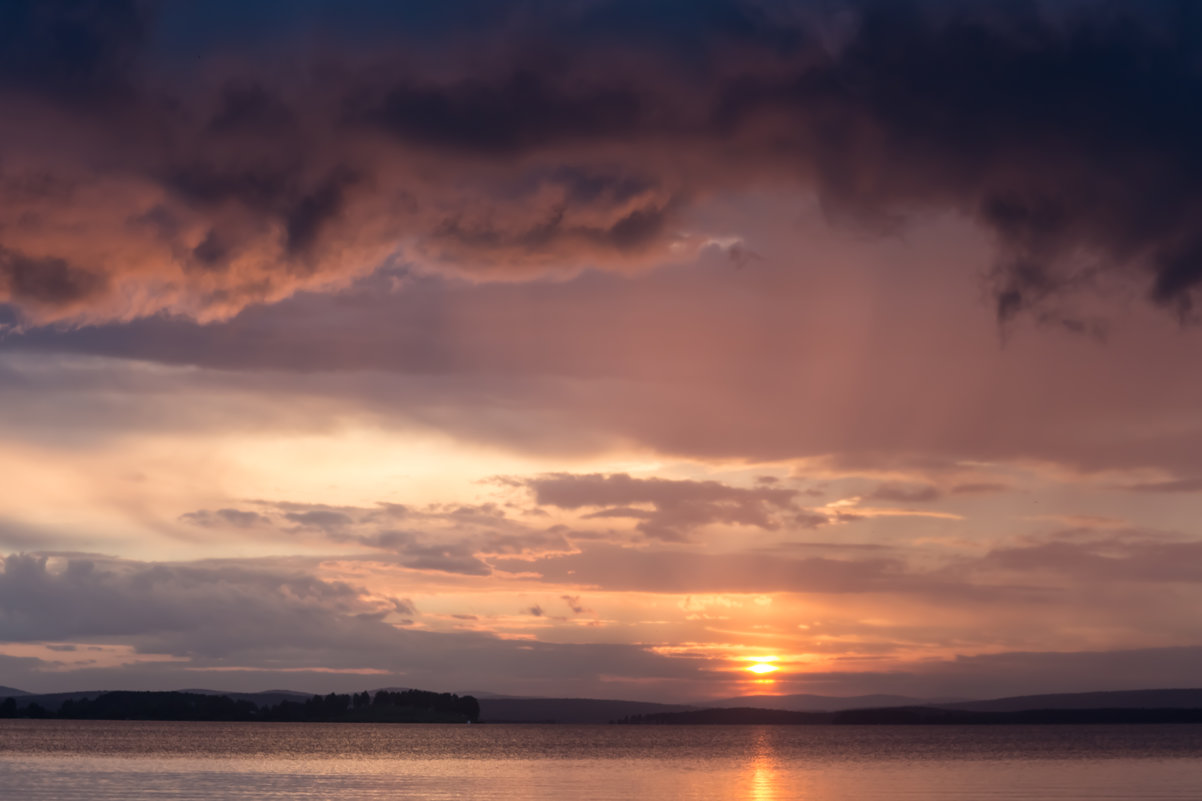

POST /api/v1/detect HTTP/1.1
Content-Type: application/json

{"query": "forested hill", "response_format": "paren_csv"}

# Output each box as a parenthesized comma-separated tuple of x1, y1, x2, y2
(0, 689, 479, 723)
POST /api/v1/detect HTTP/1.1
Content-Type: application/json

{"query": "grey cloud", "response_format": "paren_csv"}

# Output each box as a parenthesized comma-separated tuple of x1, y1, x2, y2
(1120, 477, 1202, 493)
(768, 645, 1202, 699)
(180, 508, 270, 529)
(179, 499, 573, 577)
(284, 509, 356, 531)
(977, 532, 1202, 584)
(0, 552, 713, 698)
(0, 553, 399, 652)
(950, 483, 1012, 495)
(528, 472, 801, 541)
(561, 595, 587, 614)
(922, 646, 1202, 699)
(581, 507, 655, 520)
(491, 543, 1001, 600)
(869, 483, 941, 503)
(396, 543, 491, 577)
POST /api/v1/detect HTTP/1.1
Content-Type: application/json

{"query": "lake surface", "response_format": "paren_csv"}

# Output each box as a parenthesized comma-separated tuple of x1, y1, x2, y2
(3, 720, 1202, 800)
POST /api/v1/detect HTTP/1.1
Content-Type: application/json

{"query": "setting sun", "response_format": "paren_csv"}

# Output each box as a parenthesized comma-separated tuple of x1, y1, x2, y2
(746, 661, 779, 675)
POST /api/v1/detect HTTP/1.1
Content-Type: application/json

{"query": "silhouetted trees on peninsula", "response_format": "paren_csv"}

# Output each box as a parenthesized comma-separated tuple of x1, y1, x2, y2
(0, 689, 479, 723)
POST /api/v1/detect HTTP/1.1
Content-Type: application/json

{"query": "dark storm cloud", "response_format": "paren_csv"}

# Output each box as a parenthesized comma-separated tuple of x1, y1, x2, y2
(0, 248, 108, 309)
(0, 0, 150, 101)
(1, 1, 1201, 321)
(361, 71, 647, 156)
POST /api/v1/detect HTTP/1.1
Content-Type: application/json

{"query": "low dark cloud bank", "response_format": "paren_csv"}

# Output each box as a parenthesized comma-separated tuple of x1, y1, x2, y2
(0, 551, 713, 696)
(2, 0, 1202, 321)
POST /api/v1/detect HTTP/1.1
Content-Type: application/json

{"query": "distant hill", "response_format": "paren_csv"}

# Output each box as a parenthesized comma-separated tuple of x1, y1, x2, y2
(474, 692, 961, 722)
(622, 687, 1202, 725)
(622, 705, 1202, 725)
(10, 689, 314, 712)
(621, 707, 831, 725)
(709, 693, 953, 712)
(0, 687, 28, 697)
(9, 691, 105, 711)
(942, 688, 1202, 713)
(478, 697, 694, 723)
(459, 691, 528, 700)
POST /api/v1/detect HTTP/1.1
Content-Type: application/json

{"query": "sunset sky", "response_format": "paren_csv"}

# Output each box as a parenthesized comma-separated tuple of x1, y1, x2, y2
(4, 0, 1202, 702)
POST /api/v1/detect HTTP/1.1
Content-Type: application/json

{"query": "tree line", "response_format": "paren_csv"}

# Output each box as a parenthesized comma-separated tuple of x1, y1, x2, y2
(0, 689, 479, 723)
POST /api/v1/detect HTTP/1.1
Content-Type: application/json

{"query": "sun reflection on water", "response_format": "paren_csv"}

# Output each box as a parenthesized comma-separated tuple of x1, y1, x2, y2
(745, 729, 782, 801)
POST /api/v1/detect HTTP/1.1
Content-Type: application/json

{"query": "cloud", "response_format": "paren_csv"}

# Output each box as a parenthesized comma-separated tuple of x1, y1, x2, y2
(490, 543, 995, 600)
(949, 482, 1012, 495)
(390, 542, 492, 577)
(0, 551, 715, 698)
(1119, 477, 1202, 493)
(11, 263, 1202, 475)
(977, 530, 1202, 584)
(526, 472, 801, 541)
(561, 594, 588, 614)
(283, 509, 356, 531)
(0, 552, 408, 648)
(179, 508, 269, 528)
(3, 1, 1202, 322)
(0, 248, 109, 313)
(0, 0, 150, 101)
(768, 645, 1202, 699)
(179, 500, 572, 576)
(869, 483, 941, 503)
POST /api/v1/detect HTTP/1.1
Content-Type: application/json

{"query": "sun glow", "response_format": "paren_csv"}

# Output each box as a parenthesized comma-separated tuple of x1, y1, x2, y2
(745, 657, 780, 675)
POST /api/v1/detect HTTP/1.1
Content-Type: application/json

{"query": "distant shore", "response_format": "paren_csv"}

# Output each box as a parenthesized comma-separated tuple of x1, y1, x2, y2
(0, 689, 480, 724)
(617, 706, 1202, 725)
(5, 689, 1202, 725)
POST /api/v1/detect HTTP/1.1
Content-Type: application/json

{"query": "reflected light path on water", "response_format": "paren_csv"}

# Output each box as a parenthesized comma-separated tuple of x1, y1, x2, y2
(4, 721, 1202, 800)
(746, 729, 782, 801)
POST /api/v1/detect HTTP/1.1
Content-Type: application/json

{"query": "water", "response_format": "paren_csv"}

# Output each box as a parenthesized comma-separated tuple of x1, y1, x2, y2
(3, 721, 1202, 800)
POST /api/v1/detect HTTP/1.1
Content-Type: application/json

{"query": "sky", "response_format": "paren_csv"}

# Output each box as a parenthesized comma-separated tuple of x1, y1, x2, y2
(3, 0, 1202, 702)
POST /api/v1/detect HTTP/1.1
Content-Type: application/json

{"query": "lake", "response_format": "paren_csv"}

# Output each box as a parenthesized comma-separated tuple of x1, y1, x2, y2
(3, 720, 1202, 800)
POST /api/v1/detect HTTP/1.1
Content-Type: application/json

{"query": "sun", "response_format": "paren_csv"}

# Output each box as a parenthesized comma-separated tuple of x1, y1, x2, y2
(744, 656, 780, 675)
